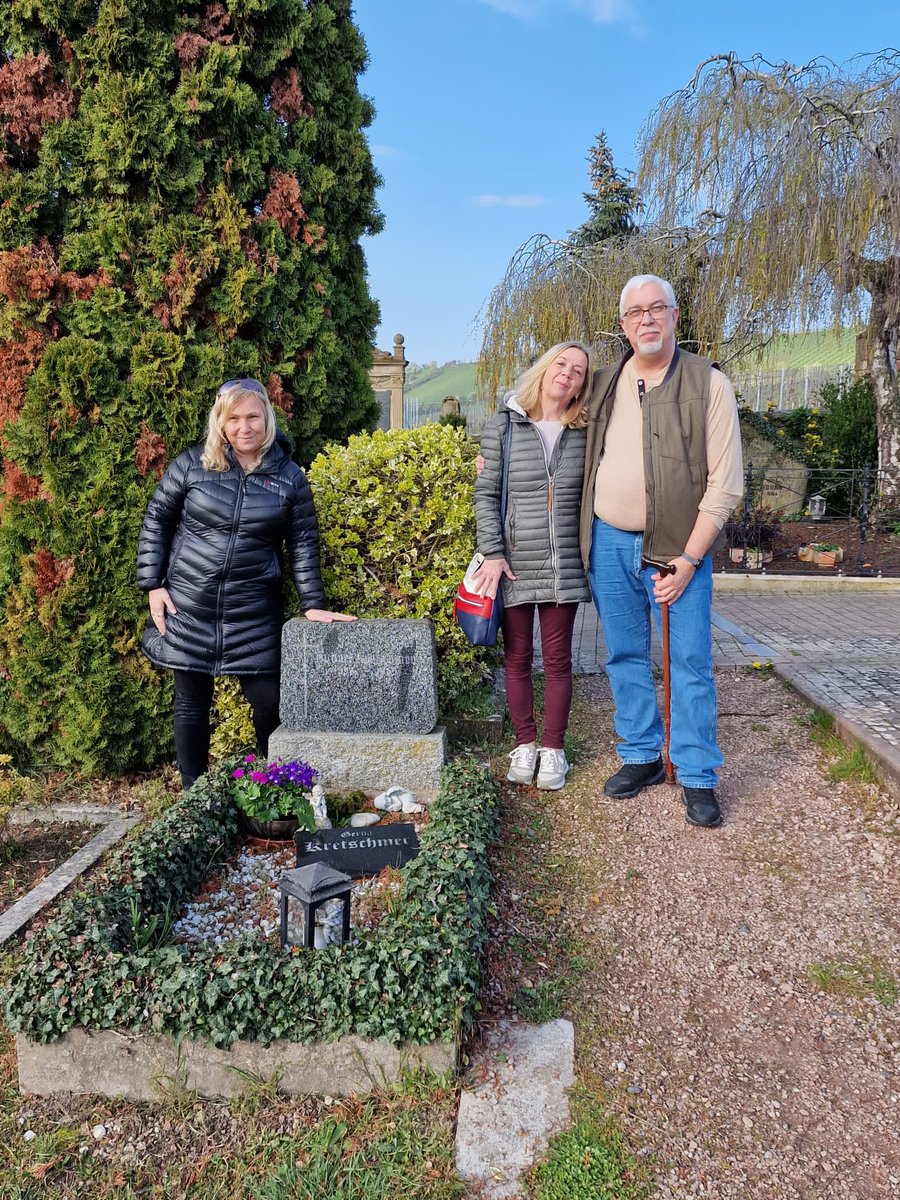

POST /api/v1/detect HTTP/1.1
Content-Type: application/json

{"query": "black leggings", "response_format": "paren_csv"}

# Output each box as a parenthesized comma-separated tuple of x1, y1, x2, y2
(173, 671, 280, 789)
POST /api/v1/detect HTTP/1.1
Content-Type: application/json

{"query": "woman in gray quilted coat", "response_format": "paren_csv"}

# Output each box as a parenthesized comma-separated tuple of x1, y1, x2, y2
(137, 378, 353, 788)
(473, 341, 593, 790)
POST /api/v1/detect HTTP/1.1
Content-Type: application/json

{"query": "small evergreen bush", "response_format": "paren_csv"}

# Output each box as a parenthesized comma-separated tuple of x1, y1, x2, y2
(308, 424, 495, 712)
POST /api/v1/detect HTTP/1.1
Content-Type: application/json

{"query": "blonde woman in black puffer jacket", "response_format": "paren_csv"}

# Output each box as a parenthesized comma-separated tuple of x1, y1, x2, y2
(473, 341, 594, 792)
(137, 378, 354, 788)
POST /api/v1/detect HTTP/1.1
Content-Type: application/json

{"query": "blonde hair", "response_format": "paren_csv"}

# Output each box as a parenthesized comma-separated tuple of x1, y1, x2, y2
(201, 379, 277, 472)
(512, 341, 594, 428)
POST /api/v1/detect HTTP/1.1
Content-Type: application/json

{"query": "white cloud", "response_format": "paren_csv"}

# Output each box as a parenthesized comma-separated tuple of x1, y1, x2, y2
(472, 194, 547, 208)
(475, 0, 634, 22)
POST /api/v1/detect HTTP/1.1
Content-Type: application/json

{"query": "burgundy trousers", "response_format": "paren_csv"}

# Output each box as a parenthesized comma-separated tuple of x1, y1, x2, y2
(501, 602, 578, 749)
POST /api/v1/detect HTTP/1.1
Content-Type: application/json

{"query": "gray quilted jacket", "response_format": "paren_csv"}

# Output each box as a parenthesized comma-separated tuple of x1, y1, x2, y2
(474, 397, 590, 607)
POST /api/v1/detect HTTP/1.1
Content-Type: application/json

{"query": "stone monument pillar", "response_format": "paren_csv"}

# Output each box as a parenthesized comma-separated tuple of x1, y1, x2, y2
(368, 333, 407, 430)
(268, 618, 447, 795)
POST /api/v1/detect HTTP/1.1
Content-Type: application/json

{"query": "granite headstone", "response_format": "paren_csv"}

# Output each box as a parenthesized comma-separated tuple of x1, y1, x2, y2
(294, 823, 420, 879)
(280, 618, 439, 734)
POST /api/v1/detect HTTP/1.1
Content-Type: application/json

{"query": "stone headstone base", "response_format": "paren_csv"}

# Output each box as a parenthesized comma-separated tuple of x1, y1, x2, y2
(17, 1028, 456, 1100)
(268, 725, 447, 793)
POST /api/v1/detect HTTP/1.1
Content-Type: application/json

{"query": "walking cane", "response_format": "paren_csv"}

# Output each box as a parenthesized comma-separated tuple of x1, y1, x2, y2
(660, 599, 676, 785)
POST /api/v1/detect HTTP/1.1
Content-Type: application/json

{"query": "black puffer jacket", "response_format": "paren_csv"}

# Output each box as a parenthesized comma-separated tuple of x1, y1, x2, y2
(136, 432, 326, 675)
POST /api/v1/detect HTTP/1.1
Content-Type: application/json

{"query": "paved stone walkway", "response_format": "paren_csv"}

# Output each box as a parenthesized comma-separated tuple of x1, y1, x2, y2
(542, 584, 900, 794)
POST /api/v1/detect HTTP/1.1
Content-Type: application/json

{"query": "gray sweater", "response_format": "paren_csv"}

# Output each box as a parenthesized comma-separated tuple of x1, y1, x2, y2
(475, 398, 590, 607)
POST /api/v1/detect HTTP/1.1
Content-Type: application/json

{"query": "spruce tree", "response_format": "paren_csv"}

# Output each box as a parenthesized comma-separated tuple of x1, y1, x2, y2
(0, 0, 383, 772)
(570, 131, 640, 247)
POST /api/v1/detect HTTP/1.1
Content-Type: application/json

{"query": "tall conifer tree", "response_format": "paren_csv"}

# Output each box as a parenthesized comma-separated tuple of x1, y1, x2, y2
(0, 0, 383, 771)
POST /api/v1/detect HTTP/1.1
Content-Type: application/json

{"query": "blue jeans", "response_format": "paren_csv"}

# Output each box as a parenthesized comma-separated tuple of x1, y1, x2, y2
(587, 518, 723, 789)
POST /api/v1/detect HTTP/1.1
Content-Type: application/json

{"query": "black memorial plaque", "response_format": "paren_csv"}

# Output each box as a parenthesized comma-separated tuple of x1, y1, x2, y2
(294, 823, 420, 879)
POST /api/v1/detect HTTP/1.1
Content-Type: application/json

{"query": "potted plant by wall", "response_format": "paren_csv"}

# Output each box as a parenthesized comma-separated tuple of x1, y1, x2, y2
(228, 756, 318, 840)
(798, 541, 844, 567)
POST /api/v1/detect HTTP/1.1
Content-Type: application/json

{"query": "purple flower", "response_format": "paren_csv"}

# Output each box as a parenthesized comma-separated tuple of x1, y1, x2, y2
(251, 770, 267, 783)
(232, 768, 245, 779)
(244, 754, 256, 764)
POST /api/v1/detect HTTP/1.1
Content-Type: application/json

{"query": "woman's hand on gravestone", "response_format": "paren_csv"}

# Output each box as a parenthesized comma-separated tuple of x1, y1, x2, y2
(304, 609, 357, 623)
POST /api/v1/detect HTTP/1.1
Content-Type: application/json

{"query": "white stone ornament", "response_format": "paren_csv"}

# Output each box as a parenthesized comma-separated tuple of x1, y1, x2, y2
(374, 785, 421, 812)
(311, 783, 332, 829)
(349, 812, 380, 828)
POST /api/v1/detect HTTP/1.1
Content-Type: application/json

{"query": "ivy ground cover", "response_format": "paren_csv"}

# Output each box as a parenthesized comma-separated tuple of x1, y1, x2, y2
(4, 759, 498, 1051)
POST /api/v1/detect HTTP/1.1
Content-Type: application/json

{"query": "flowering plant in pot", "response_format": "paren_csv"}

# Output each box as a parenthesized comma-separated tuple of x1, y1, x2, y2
(229, 755, 318, 840)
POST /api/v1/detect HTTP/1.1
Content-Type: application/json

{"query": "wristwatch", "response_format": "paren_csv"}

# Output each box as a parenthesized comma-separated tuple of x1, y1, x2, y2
(680, 551, 703, 569)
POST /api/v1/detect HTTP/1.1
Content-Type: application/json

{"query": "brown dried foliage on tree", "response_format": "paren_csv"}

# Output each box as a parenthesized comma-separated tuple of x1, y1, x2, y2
(0, 241, 109, 306)
(135, 424, 168, 481)
(0, 326, 48, 431)
(0, 54, 77, 159)
(32, 549, 75, 603)
(1, 460, 48, 503)
(265, 373, 293, 415)
(271, 68, 313, 122)
(199, 2, 233, 42)
(174, 32, 211, 70)
(259, 172, 306, 240)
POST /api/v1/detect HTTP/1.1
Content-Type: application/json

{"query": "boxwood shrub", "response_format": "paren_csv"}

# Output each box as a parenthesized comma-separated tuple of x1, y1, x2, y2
(4, 758, 498, 1049)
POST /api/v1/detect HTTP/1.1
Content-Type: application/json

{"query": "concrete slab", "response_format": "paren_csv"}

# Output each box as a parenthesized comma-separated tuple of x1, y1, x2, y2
(17, 1027, 457, 1100)
(0, 815, 141, 945)
(268, 726, 448, 792)
(455, 1019, 575, 1199)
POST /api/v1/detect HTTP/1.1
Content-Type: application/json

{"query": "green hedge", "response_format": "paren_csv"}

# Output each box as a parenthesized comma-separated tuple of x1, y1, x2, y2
(4, 758, 499, 1048)
(308, 424, 495, 713)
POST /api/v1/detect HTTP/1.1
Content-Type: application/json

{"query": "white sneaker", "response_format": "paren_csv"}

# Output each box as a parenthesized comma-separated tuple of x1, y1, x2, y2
(536, 747, 569, 790)
(507, 742, 538, 785)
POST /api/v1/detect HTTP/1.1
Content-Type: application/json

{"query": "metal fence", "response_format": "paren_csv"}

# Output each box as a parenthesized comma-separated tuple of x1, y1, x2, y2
(402, 395, 492, 434)
(729, 366, 848, 412)
(722, 463, 898, 576)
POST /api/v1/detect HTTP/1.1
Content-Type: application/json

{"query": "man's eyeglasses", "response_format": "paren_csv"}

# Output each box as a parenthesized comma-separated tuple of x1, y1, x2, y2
(220, 377, 267, 395)
(621, 302, 673, 324)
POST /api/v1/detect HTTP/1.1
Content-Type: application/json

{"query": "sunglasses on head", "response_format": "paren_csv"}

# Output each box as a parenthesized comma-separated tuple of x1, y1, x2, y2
(220, 377, 266, 395)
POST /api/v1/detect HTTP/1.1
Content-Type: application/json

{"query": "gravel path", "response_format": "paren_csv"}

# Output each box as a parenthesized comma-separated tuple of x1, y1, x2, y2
(491, 670, 899, 1199)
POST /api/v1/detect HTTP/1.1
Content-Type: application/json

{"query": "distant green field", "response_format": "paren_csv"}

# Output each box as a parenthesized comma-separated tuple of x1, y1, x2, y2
(403, 329, 856, 406)
(404, 362, 479, 406)
(743, 329, 857, 369)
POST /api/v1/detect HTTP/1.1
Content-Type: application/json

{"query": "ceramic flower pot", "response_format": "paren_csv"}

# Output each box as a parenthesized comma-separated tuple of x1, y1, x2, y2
(241, 814, 299, 841)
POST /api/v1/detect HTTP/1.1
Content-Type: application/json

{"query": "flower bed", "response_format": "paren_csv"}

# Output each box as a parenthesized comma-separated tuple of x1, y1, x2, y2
(4, 758, 499, 1051)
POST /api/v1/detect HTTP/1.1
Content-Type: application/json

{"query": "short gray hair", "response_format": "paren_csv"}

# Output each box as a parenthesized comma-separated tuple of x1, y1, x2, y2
(619, 275, 677, 316)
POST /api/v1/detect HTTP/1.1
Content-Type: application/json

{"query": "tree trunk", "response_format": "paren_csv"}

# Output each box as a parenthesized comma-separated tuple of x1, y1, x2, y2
(868, 281, 900, 501)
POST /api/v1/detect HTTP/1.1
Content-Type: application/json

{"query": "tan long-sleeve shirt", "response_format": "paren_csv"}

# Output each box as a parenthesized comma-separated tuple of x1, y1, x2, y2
(594, 357, 743, 532)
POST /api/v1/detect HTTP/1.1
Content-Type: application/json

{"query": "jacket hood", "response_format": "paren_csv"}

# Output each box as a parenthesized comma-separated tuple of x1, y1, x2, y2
(500, 391, 528, 418)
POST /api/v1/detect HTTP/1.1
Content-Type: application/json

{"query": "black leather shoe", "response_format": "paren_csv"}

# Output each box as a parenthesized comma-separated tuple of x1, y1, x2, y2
(683, 787, 722, 828)
(603, 758, 666, 798)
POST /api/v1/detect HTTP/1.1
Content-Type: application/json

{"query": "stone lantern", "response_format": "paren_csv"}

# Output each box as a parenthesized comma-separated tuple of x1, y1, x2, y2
(278, 863, 353, 950)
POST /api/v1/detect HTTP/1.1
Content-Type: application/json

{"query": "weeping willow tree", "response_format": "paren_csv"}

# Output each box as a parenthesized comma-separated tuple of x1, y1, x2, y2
(638, 51, 900, 494)
(479, 53, 900, 497)
(477, 133, 708, 402)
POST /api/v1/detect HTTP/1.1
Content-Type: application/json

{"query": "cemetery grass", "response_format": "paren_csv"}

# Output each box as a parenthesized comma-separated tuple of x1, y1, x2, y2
(475, 669, 899, 1199)
(0, 1007, 466, 1199)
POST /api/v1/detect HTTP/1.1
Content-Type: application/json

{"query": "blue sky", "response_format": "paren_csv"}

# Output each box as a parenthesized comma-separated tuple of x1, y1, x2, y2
(352, 1, 891, 366)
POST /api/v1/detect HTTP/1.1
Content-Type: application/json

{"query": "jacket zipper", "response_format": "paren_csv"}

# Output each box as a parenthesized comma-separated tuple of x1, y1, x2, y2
(535, 423, 562, 603)
(215, 468, 247, 673)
